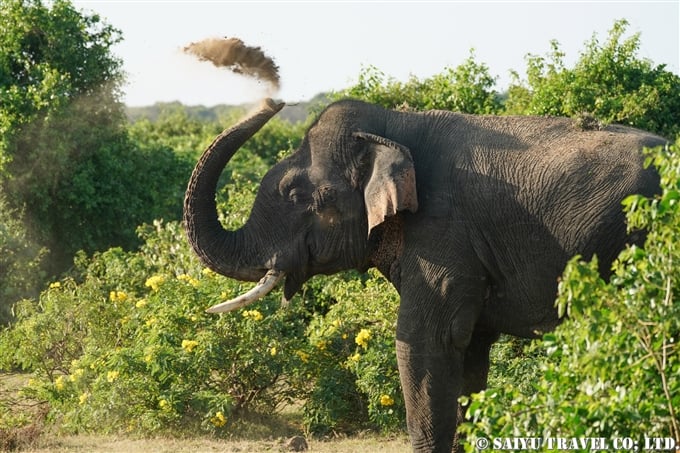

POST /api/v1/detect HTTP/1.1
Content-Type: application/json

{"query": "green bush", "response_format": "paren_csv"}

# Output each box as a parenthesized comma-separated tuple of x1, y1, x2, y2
(459, 140, 680, 449)
(0, 219, 312, 435)
(0, 194, 46, 322)
(295, 271, 404, 434)
(0, 222, 405, 437)
(335, 50, 502, 114)
(0, 0, 124, 169)
(505, 20, 680, 138)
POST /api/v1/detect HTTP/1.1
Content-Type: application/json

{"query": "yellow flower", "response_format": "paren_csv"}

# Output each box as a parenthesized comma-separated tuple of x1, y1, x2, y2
(159, 399, 170, 411)
(242, 309, 263, 321)
(210, 411, 227, 427)
(202, 268, 215, 277)
(177, 274, 199, 287)
(49, 282, 61, 289)
(145, 316, 157, 327)
(355, 328, 371, 349)
(296, 350, 309, 363)
(79, 392, 90, 405)
(109, 291, 127, 302)
(144, 275, 165, 292)
(70, 368, 85, 383)
(54, 375, 65, 391)
(181, 339, 199, 353)
(107, 370, 120, 383)
(380, 394, 395, 406)
(135, 299, 147, 308)
(316, 340, 328, 351)
(144, 354, 153, 363)
(350, 353, 361, 362)
(270, 347, 277, 356)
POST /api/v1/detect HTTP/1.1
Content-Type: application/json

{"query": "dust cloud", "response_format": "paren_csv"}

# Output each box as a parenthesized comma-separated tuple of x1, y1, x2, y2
(183, 37, 280, 94)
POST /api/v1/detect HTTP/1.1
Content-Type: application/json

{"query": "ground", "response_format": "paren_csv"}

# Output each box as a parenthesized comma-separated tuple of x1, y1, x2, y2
(1, 373, 411, 453)
(18, 433, 411, 453)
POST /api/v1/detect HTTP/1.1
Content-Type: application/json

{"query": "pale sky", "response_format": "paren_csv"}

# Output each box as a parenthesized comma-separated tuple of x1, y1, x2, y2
(72, 1, 680, 107)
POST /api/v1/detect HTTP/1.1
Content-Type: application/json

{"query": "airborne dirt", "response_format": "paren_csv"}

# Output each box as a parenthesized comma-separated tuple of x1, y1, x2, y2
(184, 37, 280, 93)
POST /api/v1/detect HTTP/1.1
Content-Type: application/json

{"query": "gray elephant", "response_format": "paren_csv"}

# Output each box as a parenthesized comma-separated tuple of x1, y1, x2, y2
(183, 98, 665, 452)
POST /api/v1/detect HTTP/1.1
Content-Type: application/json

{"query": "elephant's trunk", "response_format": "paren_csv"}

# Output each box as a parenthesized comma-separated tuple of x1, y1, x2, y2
(183, 98, 285, 283)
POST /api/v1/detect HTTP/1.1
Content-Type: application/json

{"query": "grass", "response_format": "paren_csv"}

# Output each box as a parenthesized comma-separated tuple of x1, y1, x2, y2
(1, 373, 411, 453)
(21, 433, 412, 453)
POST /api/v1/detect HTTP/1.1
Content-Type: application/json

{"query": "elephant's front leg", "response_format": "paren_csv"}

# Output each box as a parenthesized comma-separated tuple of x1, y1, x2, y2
(396, 338, 464, 452)
(396, 269, 487, 452)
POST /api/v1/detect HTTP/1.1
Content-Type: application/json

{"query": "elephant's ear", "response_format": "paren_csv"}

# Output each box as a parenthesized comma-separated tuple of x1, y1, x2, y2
(353, 132, 418, 234)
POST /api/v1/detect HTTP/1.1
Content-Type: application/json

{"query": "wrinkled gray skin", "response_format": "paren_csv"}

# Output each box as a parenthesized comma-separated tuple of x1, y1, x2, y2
(184, 98, 665, 452)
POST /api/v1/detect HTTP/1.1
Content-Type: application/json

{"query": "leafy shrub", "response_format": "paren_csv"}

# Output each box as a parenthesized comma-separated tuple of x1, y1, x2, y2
(0, 223, 405, 437)
(0, 0, 124, 169)
(0, 219, 312, 435)
(0, 0, 194, 280)
(335, 50, 502, 114)
(505, 20, 680, 138)
(295, 271, 404, 434)
(459, 140, 680, 449)
(0, 194, 46, 323)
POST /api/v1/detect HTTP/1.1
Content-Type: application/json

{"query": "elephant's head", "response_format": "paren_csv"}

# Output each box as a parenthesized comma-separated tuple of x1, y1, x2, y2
(183, 98, 418, 311)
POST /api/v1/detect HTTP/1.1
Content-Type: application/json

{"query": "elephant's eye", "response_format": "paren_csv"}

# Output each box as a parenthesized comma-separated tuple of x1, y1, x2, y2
(288, 188, 310, 205)
(312, 186, 337, 212)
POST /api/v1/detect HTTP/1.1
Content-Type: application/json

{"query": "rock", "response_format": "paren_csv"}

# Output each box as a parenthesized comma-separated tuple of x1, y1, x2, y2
(285, 435, 308, 452)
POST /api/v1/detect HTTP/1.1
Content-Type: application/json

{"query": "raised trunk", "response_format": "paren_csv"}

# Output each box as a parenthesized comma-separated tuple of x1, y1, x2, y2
(183, 98, 285, 281)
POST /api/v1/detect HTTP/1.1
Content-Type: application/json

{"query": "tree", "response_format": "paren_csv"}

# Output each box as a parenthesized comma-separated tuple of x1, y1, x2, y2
(0, 194, 46, 323)
(336, 50, 502, 114)
(0, 0, 195, 316)
(0, 0, 126, 270)
(0, 0, 124, 169)
(505, 20, 680, 138)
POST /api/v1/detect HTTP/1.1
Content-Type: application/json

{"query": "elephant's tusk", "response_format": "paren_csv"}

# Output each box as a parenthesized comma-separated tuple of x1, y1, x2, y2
(206, 270, 285, 313)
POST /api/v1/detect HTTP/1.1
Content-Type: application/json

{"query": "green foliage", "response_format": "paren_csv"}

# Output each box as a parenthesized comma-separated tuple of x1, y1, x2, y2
(129, 104, 305, 165)
(486, 336, 543, 395)
(505, 20, 680, 138)
(296, 271, 403, 434)
(41, 134, 193, 269)
(0, 194, 46, 323)
(0, 219, 403, 437)
(459, 140, 680, 449)
(0, 0, 125, 274)
(335, 50, 502, 114)
(0, 220, 312, 435)
(244, 116, 306, 165)
(0, 0, 196, 296)
(339, 21, 679, 139)
(0, 0, 124, 170)
(128, 106, 223, 159)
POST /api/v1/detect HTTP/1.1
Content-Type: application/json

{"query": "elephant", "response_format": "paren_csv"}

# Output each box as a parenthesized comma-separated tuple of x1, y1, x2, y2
(183, 97, 666, 452)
